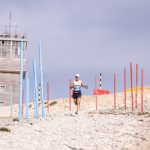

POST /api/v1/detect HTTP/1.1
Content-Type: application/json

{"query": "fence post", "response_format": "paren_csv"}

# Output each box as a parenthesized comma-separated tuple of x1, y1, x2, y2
(114, 73, 116, 109)
(26, 72, 29, 120)
(22, 89, 24, 116)
(19, 41, 24, 121)
(130, 62, 134, 111)
(124, 69, 126, 109)
(135, 64, 138, 109)
(33, 60, 38, 118)
(10, 84, 12, 116)
(69, 79, 72, 111)
(95, 77, 98, 110)
(39, 41, 45, 117)
(47, 82, 50, 113)
(141, 69, 144, 113)
(22, 89, 24, 115)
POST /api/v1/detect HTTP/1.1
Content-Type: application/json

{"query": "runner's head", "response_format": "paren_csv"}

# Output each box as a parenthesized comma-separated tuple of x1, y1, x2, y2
(75, 74, 80, 81)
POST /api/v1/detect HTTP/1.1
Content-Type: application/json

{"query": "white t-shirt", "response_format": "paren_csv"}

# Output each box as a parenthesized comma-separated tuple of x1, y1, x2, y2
(73, 80, 82, 93)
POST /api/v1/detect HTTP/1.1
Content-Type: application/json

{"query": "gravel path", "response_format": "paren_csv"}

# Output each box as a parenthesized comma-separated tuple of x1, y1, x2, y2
(0, 94, 150, 150)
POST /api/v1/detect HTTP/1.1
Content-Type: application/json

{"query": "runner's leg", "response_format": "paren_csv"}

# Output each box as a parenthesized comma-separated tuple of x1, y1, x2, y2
(76, 98, 81, 114)
(74, 99, 77, 105)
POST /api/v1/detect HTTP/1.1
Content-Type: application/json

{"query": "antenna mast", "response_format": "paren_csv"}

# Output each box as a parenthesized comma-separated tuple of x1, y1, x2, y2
(9, 11, 12, 34)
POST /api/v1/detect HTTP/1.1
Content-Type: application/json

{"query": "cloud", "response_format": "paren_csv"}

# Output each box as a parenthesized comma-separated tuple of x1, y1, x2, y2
(0, 0, 150, 98)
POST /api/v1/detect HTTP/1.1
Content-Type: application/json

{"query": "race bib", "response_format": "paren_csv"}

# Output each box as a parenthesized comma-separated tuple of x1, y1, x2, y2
(74, 85, 81, 92)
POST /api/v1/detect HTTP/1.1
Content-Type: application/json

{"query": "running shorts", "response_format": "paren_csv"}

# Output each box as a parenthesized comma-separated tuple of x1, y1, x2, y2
(72, 91, 81, 99)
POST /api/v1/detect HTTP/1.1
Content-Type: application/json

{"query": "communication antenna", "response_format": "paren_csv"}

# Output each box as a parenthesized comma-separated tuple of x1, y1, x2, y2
(24, 25, 27, 38)
(9, 11, 12, 34)
(14, 22, 18, 35)
(4, 25, 7, 33)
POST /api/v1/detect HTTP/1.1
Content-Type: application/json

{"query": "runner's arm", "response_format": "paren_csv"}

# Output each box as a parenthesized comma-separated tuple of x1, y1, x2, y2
(81, 82, 88, 89)
(70, 81, 74, 89)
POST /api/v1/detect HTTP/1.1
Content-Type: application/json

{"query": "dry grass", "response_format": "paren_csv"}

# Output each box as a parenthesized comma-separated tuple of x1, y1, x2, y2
(137, 112, 150, 116)
(0, 127, 11, 132)
(13, 117, 19, 122)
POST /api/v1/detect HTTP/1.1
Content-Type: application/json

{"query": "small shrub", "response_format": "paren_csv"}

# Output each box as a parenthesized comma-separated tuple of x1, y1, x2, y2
(50, 101, 57, 106)
(29, 104, 32, 108)
(13, 117, 19, 122)
(0, 127, 11, 132)
(138, 112, 150, 116)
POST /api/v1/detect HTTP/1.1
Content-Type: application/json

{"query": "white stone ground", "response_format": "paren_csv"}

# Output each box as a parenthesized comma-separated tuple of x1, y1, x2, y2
(0, 93, 150, 150)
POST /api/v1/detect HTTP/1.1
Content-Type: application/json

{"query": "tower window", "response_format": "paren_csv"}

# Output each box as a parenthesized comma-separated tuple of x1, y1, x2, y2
(0, 85, 6, 91)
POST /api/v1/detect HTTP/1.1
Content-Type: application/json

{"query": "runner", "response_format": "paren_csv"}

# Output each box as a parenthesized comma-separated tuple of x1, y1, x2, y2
(70, 74, 88, 114)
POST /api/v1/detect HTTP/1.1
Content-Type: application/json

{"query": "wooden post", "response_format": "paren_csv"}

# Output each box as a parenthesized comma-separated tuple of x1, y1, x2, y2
(130, 62, 134, 111)
(19, 41, 24, 121)
(69, 79, 71, 111)
(114, 73, 116, 109)
(47, 82, 50, 113)
(10, 84, 12, 116)
(135, 64, 138, 109)
(26, 72, 29, 121)
(39, 41, 45, 117)
(33, 60, 38, 118)
(124, 69, 126, 109)
(22, 89, 24, 116)
(95, 77, 98, 110)
(141, 69, 144, 113)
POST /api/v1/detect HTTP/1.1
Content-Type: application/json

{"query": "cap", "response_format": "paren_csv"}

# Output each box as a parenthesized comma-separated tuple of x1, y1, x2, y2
(75, 74, 80, 77)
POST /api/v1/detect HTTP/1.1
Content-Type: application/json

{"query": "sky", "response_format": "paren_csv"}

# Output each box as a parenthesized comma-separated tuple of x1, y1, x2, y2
(0, 0, 150, 99)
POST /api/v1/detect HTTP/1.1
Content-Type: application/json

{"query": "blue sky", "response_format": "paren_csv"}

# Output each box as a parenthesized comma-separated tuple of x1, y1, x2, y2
(0, 0, 150, 99)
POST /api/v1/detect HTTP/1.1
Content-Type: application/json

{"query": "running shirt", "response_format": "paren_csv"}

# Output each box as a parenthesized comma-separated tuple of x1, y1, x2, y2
(73, 80, 82, 93)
